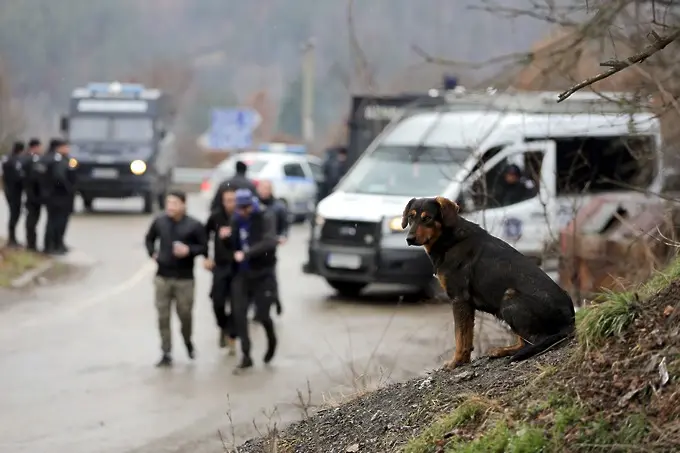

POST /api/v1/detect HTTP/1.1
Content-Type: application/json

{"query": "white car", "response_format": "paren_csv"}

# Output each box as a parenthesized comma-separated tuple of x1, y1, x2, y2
(200, 145, 324, 221)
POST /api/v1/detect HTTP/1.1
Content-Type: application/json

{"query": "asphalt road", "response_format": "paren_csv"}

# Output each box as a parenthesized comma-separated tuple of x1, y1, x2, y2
(0, 195, 511, 453)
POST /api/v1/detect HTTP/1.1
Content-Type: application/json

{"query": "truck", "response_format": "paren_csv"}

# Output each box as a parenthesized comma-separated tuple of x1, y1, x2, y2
(304, 88, 663, 298)
(60, 82, 177, 213)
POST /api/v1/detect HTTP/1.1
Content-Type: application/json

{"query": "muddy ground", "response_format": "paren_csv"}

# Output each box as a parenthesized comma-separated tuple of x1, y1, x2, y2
(239, 275, 680, 452)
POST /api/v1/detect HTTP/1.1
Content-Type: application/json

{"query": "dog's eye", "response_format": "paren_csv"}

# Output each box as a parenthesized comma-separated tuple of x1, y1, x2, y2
(422, 215, 431, 222)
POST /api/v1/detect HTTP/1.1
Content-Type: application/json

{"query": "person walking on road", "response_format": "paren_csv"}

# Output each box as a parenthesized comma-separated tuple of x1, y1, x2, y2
(44, 139, 77, 255)
(256, 179, 288, 316)
(204, 184, 238, 355)
(22, 138, 45, 251)
(210, 161, 258, 211)
(145, 191, 208, 367)
(230, 189, 279, 372)
(2, 141, 26, 247)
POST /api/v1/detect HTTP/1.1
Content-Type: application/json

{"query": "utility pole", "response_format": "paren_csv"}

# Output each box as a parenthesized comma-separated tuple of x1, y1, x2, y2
(301, 39, 316, 147)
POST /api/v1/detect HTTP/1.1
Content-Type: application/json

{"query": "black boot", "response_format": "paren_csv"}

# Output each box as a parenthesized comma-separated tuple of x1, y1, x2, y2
(263, 321, 277, 364)
(185, 341, 195, 359)
(234, 355, 253, 374)
(156, 353, 172, 367)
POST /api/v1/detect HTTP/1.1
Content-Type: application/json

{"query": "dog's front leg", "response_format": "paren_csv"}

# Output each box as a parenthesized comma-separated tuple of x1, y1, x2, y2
(444, 298, 475, 370)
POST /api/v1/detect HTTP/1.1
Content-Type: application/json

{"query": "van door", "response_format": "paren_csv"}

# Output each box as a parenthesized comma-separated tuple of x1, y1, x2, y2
(460, 141, 557, 258)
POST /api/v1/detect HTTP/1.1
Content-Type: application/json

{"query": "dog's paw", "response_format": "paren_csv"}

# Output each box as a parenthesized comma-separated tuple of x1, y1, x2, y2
(443, 358, 469, 370)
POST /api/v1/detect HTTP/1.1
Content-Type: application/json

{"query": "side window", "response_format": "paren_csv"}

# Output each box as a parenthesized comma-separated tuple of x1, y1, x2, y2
(307, 161, 324, 182)
(283, 163, 306, 178)
(465, 152, 541, 210)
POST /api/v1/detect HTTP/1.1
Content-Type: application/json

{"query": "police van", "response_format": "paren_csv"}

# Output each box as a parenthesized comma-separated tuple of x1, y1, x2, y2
(201, 143, 323, 220)
(304, 89, 663, 297)
(61, 82, 177, 213)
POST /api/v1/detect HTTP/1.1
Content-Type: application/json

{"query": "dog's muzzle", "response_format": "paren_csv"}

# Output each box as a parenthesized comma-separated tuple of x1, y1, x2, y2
(406, 235, 417, 246)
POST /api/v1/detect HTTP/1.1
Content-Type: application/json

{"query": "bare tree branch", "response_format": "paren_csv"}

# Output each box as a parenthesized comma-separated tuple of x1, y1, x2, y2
(557, 27, 680, 102)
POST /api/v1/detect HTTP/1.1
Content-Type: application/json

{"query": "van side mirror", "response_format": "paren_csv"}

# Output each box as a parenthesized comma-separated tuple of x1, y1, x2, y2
(59, 116, 69, 132)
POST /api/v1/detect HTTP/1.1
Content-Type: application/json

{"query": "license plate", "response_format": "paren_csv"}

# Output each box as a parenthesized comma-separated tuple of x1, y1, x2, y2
(92, 168, 118, 179)
(326, 253, 361, 270)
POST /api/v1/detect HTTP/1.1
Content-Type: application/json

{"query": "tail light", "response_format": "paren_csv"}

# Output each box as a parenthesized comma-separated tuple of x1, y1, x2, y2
(200, 178, 211, 192)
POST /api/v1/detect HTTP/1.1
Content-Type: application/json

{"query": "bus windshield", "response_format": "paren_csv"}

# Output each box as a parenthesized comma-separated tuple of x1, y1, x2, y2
(69, 117, 154, 143)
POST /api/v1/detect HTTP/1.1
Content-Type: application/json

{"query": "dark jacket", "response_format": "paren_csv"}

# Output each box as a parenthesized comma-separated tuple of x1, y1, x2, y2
(22, 153, 49, 205)
(47, 153, 77, 208)
(205, 208, 235, 267)
(259, 196, 289, 238)
(321, 151, 348, 198)
(145, 214, 208, 279)
(1, 153, 24, 197)
(231, 207, 278, 275)
(210, 174, 258, 211)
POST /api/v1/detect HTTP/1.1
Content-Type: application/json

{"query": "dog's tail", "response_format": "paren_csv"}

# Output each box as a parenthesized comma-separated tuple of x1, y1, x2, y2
(510, 325, 575, 362)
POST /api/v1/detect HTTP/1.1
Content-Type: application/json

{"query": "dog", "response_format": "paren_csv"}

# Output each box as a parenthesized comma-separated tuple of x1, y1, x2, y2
(402, 196, 575, 370)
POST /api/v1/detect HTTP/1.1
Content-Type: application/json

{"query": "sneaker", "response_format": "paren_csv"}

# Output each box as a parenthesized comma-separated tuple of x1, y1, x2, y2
(185, 341, 195, 359)
(218, 331, 227, 349)
(156, 354, 172, 367)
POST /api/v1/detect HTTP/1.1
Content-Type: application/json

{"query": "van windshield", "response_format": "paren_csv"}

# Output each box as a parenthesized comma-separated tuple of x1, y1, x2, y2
(337, 145, 470, 196)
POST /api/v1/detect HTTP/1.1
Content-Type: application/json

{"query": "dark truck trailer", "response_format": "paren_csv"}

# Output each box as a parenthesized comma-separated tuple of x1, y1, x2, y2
(61, 82, 177, 213)
(345, 93, 446, 169)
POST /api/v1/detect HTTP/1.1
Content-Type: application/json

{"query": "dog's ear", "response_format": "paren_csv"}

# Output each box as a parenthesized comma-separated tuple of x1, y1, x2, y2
(435, 196, 460, 227)
(402, 198, 416, 229)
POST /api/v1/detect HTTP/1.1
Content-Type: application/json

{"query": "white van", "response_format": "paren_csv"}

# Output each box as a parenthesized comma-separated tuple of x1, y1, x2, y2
(303, 90, 663, 297)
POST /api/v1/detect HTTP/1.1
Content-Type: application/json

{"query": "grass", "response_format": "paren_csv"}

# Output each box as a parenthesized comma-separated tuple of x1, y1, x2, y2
(401, 256, 680, 453)
(0, 245, 49, 287)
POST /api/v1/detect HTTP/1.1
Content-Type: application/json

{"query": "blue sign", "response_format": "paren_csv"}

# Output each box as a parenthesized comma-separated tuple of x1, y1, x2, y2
(208, 108, 261, 150)
(504, 217, 523, 241)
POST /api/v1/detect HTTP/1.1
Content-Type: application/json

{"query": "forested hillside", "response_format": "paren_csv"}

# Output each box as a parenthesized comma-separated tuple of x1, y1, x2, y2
(0, 0, 548, 143)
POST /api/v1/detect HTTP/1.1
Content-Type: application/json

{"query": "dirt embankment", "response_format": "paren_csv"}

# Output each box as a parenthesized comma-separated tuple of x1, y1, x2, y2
(238, 260, 680, 453)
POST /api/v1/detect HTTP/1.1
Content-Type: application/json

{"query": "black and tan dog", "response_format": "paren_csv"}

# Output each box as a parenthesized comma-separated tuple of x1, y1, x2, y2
(403, 196, 575, 369)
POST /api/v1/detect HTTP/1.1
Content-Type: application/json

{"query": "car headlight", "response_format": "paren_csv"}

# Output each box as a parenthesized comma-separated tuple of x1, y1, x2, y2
(388, 216, 405, 232)
(130, 160, 147, 175)
(68, 158, 78, 169)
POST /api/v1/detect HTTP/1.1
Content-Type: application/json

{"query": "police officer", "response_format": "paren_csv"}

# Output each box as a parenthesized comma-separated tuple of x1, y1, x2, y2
(22, 139, 46, 251)
(2, 141, 26, 246)
(497, 164, 537, 207)
(211, 161, 258, 212)
(44, 139, 76, 255)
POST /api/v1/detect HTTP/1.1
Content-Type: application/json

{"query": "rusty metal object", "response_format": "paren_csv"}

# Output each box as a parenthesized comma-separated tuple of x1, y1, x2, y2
(558, 195, 679, 304)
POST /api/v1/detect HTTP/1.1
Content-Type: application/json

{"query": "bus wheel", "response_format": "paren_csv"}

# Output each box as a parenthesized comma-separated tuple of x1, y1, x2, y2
(143, 192, 154, 214)
(82, 196, 94, 212)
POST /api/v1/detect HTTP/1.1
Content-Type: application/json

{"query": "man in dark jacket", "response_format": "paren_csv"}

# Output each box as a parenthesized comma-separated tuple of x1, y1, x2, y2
(496, 164, 537, 207)
(145, 191, 208, 367)
(2, 141, 26, 246)
(210, 160, 258, 211)
(320, 146, 349, 200)
(22, 138, 45, 251)
(230, 188, 278, 371)
(44, 139, 77, 255)
(204, 184, 238, 354)
(256, 179, 288, 315)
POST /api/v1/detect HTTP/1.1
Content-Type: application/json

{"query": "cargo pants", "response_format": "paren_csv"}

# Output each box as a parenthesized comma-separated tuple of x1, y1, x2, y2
(154, 276, 195, 354)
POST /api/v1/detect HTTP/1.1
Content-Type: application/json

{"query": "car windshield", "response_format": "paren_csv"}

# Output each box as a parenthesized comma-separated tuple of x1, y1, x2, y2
(337, 145, 470, 196)
(69, 116, 154, 143)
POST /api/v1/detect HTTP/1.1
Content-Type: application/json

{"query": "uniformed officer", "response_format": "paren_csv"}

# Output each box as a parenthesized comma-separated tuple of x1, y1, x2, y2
(22, 139, 47, 251)
(44, 139, 76, 255)
(2, 141, 26, 246)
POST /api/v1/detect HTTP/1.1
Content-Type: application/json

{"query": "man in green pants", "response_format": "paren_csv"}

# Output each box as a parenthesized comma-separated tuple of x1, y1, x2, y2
(145, 191, 208, 367)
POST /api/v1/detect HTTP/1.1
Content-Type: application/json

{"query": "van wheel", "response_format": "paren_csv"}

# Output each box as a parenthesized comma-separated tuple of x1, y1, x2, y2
(82, 196, 94, 212)
(143, 192, 154, 214)
(326, 280, 366, 298)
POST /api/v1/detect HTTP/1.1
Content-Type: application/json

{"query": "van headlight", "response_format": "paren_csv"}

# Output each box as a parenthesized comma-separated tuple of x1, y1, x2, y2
(130, 160, 147, 175)
(388, 216, 405, 232)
